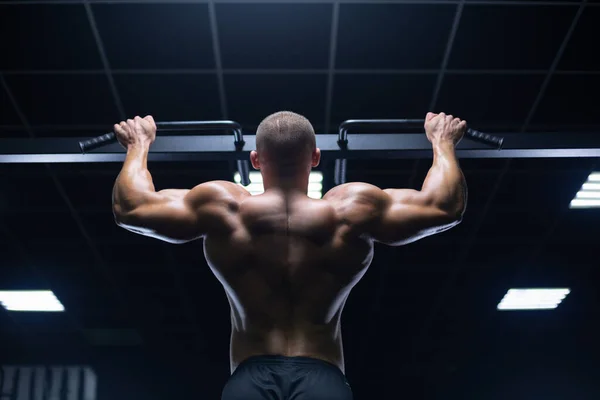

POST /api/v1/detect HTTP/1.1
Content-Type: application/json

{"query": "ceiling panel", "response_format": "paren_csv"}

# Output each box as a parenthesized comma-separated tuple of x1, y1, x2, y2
(217, 3, 333, 69)
(92, 3, 215, 70)
(448, 5, 578, 70)
(0, 4, 102, 70)
(3, 74, 119, 125)
(114, 73, 222, 122)
(336, 4, 456, 69)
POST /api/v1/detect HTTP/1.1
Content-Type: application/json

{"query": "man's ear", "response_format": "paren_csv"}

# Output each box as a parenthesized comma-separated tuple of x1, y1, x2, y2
(311, 148, 321, 168)
(250, 151, 261, 170)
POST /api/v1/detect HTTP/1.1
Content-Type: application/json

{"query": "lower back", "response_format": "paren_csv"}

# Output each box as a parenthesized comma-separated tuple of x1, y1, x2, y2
(229, 320, 345, 373)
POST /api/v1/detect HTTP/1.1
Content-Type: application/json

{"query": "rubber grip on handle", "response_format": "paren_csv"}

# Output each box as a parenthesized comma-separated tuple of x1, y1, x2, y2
(79, 132, 117, 153)
(466, 128, 503, 149)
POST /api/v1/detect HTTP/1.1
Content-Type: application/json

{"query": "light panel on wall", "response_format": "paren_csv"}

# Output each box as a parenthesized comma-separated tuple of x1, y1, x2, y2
(0, 290, 65, 312)
(570, 172, 600, 208)
(497, 288, 570, 311)
(234, 171, 323, 199)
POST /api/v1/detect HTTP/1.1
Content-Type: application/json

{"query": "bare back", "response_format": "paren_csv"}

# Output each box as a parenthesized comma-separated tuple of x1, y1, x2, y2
(203, 188, 375, 373)
(112, 112, 466, 379)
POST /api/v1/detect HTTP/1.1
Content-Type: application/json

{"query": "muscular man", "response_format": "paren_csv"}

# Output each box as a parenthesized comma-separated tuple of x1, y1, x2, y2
(112, 111, 467, 400)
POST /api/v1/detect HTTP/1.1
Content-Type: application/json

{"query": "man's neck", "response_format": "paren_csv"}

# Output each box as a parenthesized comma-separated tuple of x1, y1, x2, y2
(262, 173, 309, 194)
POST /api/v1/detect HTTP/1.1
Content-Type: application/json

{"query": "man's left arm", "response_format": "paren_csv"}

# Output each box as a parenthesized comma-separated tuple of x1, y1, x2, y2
(111, 116, 247, 243)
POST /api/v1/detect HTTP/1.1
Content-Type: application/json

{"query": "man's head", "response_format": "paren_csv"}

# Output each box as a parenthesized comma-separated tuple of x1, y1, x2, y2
(250, 111, 320, 180)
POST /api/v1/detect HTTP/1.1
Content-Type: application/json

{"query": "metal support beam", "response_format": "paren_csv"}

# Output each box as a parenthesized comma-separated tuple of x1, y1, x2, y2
(1, 132, 600, 163)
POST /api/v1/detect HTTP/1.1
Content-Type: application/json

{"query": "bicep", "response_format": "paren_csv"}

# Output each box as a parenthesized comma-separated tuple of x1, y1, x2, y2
(371, 188, 460, 246)
(116, 181, 242, 243)
(115, 191, 202, 243)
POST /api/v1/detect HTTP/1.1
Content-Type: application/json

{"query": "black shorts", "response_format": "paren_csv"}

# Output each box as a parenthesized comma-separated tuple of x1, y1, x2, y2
(221, 355, 353, 400)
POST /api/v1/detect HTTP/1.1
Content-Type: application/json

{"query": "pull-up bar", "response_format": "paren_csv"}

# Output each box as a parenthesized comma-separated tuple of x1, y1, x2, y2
(74, 118, 504, 187)
(1, 119, 599, 182)
(334, 119, 503, 185)
(78, 120, 251, 186)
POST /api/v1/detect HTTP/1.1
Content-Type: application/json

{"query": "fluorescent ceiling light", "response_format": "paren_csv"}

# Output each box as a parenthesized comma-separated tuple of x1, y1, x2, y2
(570, 199, 600, 208)
(234, 171, 323, 198)
(588, 172, 600, 182)
(575, 191, 600, 199)
(497, 288, 570, 311)
(571, 172, 600, 208)
(0, 290, 65, 312)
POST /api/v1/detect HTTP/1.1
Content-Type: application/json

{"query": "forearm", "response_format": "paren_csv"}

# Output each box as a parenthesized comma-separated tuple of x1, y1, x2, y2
(420, 140, 467, 217)
(112, 143, 157, 215)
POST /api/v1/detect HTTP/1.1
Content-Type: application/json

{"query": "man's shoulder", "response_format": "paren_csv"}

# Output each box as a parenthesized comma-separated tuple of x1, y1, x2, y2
(185, 181, 250, 210)
(323, 181, 384, 203)
(193, 180, 250, 197)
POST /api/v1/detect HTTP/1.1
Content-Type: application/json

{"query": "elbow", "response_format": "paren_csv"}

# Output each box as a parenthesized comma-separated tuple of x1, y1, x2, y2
(445, 201, 466, 225)
(113, 204, 133, 227)
(434, 199, 465, 226)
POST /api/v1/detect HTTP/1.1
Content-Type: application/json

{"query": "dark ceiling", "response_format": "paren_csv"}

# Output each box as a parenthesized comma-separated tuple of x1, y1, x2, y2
(1, 1, 600, 399)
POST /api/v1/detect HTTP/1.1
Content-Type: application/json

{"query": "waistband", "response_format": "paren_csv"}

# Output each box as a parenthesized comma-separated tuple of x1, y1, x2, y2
(237, 355, 346, 377)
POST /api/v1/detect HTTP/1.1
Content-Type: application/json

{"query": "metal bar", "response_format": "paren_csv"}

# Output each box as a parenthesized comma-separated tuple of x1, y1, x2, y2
(2, 132, 600, 163)
(0, 0, 589, 6)
(4, 69, 600, 76)
(324, 2, 340, 135)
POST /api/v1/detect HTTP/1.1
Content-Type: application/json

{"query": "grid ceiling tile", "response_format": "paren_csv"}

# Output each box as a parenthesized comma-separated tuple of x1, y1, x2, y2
(477, 209, 555, 239)
(3, 212, 86, 247)
(31, 126, 109, 139)
(92, 4, 215, 69)
(532, 74, 600, 126)
(553, 210, 600, 241)
(216, 3, 332, 69)
(58, 173, 114, 211)
(53, 163, 121, 177)
(509, 158, 595, 173)
(225, 74, 327, 129)
(0, 247, 48, 289)
(559, 7, 600, 71)
(464, 238, 534, 265)
(0, 4, 102, 70)
(4, 74, 119, 125)
(114, 74, 222, 121)
(491, 170, 586, 211)
(331, 74, 436, 125)
(0, 173, 70, 212)
(435, 74, 544, 127)
(448, 5, 578, 69)
(336, 4, 456, 69)
(0, 86, 20, 125)
(0, 128, 25, 139)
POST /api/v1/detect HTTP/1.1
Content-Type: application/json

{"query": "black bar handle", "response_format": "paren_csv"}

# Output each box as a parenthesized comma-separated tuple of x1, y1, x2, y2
(338, 119, 504, 149)
(78, 120, 250, 186)
(466, 128, 504, 149)
(78, 120, 244, 153)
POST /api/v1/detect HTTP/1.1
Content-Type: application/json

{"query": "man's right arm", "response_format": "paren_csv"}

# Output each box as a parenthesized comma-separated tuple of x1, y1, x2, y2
(367, 113, 467, 245)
